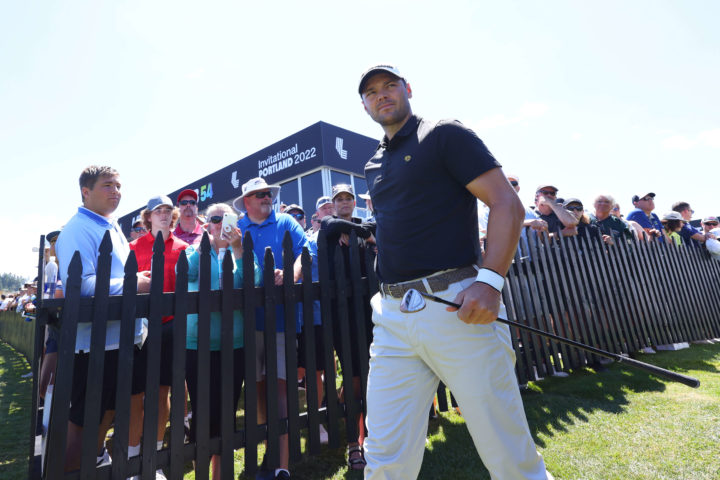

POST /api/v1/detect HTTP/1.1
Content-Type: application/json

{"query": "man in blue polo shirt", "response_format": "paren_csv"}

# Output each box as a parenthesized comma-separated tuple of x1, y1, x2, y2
(56, 165, 150, 473)
(671, 201, 709, 247)
(358, 65, 551, 480)
(234, 177, 308, 480)
(626, 192, 664, 241)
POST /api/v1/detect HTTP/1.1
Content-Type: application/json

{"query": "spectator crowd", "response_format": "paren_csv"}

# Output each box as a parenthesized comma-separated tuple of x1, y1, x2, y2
(10, 164, 720, 480)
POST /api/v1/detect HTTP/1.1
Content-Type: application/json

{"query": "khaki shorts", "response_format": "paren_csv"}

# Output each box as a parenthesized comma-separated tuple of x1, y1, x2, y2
(255, 331, 291, 380)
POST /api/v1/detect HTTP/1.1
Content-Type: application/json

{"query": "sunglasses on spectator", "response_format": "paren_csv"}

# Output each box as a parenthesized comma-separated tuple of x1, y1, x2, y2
(252, 191, 273, 199)
(179, 200, 197, 206)
(131, 227, 146, 233)
(538, 190, 557, 197)
(209, 216, 223, 224)
(510, 181, 519, 187)
(704, 221, 719, 226)
(640, 196, 653, 202)
(566, 205, 584, 211)
(289, 213, 304, 220)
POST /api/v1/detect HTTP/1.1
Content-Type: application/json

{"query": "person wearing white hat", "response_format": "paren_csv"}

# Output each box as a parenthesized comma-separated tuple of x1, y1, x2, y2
(235, 177, 307, 480)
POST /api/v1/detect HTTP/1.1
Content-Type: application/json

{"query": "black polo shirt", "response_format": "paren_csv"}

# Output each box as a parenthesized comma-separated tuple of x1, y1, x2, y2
(537, 210, 565, 234)
(365, 115, 500, 283)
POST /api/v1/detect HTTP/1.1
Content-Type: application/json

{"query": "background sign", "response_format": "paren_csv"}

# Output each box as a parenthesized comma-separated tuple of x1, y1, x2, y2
(118, 121, 378, 236)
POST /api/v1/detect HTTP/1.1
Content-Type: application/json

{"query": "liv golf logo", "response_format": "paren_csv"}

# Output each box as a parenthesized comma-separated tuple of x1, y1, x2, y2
(335, 137, 347, 159)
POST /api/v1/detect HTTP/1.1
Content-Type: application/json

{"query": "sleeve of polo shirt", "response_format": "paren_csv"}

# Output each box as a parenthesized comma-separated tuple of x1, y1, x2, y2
(57, 225, 92, 297)
(287, 219, 309, 258)
(435, 120, 502, 186)
(183, 245, 200, 283)
(625, 210, 643, 224)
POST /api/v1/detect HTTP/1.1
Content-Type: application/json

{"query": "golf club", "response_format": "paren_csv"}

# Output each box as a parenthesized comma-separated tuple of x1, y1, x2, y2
(399, 289, 700, 388)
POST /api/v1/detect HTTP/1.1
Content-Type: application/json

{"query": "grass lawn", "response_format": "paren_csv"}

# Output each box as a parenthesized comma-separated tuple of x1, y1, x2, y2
(0, 341, 33, 480)
(3, 340, 719, 479)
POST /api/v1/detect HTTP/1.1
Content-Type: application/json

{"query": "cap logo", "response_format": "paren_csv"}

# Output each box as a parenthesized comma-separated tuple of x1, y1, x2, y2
(404, 155, 412, 162)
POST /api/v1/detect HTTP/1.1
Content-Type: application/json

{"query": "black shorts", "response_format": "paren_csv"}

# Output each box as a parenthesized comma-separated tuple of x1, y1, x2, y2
(69, 346, 146, 427)
(158, 321, 176, 387)
(332, 297, 373, 378)
(297, 325, 328, 371)
(185, 348, 244, 442)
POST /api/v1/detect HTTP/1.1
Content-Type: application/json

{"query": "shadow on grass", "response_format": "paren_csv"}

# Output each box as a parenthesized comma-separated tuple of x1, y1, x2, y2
(522, 341, 719, 448)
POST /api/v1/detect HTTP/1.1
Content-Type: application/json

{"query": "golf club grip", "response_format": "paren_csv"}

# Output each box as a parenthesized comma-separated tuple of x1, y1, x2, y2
(615, 356, 700, 388)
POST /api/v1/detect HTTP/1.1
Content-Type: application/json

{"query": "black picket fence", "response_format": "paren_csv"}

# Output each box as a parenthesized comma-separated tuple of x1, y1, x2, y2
(25, 226, 720, 479)
(502, 229, 720, 384)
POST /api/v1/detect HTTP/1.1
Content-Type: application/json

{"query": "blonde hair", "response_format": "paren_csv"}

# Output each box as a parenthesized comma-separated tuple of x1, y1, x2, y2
(141, 206, 180, 231)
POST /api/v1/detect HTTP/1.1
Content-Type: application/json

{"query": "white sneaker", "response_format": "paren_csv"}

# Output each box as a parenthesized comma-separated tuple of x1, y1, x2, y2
(318, 424, 329, 445)
(155, 468, 168, 479)
(96, 446, 111, 466)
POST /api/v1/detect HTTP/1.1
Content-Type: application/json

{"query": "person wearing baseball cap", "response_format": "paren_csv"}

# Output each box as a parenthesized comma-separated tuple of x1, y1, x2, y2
(701, 216, 719, 234)
(174, 188, 204, 247)
(130, 195, 189, 468)
(533, 184, 579, 235)
(285, 203, 306, 230)
(626, 192, 664, 241)
(319, 183, 376, 469)
(359, 65, 552, 479)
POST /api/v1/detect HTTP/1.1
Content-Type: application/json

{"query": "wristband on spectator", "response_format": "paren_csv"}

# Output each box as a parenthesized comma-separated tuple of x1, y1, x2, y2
(475, 268, 504, 293)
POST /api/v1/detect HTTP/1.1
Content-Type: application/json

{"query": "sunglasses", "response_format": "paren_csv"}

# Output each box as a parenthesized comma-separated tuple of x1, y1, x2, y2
(538, 190, 557, 197)
(131, 227, 146, 233)
(510, 181, 519, 187)
(179, 200, 197, 206)
(252, 191, 273, 199)
(639, 197, 654, 202)
(704, 222, 718, 226)
(209, 216, 223, 224)
(566, 205, 584, 212)
(289, 213, 305, 220)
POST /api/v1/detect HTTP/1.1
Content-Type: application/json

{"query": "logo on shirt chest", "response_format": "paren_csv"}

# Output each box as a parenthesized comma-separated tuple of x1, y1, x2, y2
(404, 155, 412, 162)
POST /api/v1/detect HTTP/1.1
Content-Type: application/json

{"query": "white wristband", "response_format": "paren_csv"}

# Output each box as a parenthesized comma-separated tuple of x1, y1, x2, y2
(475, 268, 504, 293)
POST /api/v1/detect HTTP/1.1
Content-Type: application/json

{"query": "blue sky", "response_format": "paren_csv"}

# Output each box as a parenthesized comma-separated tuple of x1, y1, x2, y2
(1, 1, 718, 278)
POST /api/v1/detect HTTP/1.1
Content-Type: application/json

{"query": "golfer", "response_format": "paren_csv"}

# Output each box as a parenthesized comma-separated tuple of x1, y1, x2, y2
(358, 65, 553, 479)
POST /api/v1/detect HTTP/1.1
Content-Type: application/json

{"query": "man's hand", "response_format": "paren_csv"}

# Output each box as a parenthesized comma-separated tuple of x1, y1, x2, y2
(338, 233, 350, 246)
(447, 282, 500, 325)
(137, 272, 151, 293)
(561, 225, 578, 237)
(602, 234, 615, 245)
(525, 219, 547, 232)
(274, 268, 284, 286)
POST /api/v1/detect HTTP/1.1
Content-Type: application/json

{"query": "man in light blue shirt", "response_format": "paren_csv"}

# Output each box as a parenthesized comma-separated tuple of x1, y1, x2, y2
(55, 166, 149, 473)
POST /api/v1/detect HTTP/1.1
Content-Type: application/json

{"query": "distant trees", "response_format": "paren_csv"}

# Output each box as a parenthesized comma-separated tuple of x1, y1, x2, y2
(0, 273, 29, 292)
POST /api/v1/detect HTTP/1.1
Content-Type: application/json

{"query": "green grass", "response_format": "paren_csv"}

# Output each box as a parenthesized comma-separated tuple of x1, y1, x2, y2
(3, 341, 720, 479)
(0, 340, 33, 480)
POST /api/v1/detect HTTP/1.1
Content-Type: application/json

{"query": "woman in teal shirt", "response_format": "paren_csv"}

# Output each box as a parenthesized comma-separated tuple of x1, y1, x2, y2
(184, 203, 261, 479)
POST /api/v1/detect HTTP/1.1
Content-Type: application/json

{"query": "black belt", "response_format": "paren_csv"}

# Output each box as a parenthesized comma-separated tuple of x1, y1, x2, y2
(380, 265, 478, 299)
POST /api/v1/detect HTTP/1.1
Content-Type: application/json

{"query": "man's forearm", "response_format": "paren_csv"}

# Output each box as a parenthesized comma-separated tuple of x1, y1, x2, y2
(550, 203, 579, 227)
(484, 199, 524, 276)
(293, 255, 303, 282)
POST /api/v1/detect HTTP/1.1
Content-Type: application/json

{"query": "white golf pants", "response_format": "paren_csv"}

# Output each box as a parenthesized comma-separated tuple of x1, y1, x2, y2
(364, 277, 552, 480)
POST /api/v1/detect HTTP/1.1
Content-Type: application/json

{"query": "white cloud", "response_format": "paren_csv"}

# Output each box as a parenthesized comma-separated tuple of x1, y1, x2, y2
(661, 127, 720, 150)
(473, 102, 549, 130)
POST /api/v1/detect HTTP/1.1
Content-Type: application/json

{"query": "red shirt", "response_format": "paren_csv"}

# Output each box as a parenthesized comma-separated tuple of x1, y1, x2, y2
(173, 221, 204, 247)
(129, 231, 189, 323)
